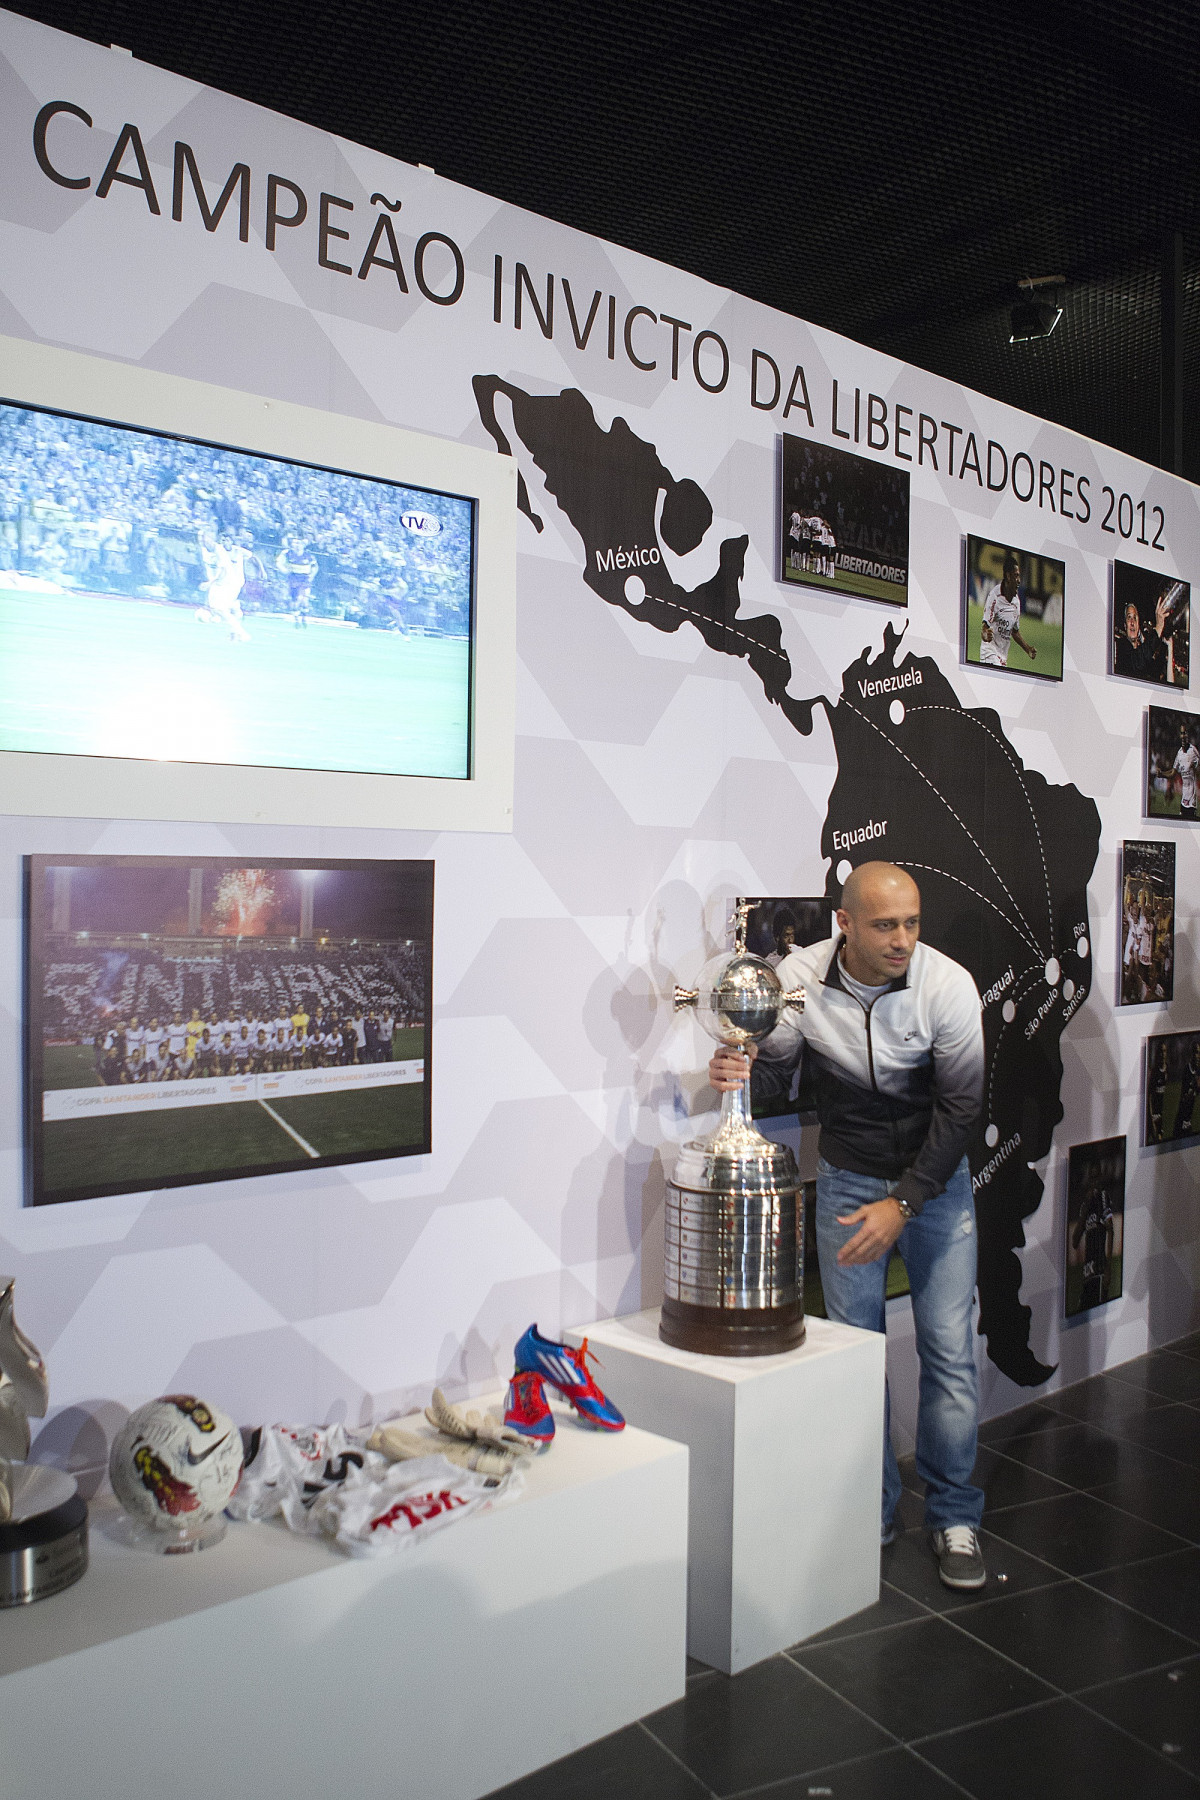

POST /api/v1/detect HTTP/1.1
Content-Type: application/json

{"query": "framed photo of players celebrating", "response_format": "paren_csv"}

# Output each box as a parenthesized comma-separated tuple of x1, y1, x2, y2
(1119, 841, 1174, 1005)
(1143, 1030, 1200, 1147)
(1064, 1137, 1124, 1318)
(736, 894, 832, 1120)
(779, 434, 910, 608)
(1112, 562, 1190, 688)
(962, 536, 1065, 682)
(24, 854, 433, 1206)
(1146, 705, 1200, 821)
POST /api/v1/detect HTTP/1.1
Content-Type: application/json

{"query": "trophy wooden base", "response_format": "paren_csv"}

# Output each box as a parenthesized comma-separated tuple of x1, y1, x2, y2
(659, 1296, 806, 1357)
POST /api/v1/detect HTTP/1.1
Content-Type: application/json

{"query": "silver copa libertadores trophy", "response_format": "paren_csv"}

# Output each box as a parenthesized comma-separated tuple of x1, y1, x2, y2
(0, 1276, 88, 1605)
(661, 904, 807, 1356)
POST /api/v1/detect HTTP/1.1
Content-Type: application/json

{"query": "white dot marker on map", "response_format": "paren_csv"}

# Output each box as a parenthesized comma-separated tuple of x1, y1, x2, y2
(624, 574, 646, 604)
(1002, 1000, 1016, 1022)
(836, 859, 853, 884)
(985, 1124, 999, 1148)
(1076, 938, 1089, 959)
(889, 700, 905, 725)
(1063, 979, 1075, 1001)
(1045, 958, 1060, 986)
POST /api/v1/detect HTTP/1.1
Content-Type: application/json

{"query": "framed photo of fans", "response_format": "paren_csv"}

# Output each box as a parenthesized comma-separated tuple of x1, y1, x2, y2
(962, 536, 1065, 682)
(736, 895, 832, 1120)
(24, 854, 433, 1206)
(1064, 1137, 1124, 1318)
(1119, 841, 1174, 1005)
(1144, 1029, 1200, 1147)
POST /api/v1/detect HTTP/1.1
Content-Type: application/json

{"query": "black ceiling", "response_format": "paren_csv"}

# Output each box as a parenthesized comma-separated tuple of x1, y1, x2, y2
(10, 0, 1199, 479)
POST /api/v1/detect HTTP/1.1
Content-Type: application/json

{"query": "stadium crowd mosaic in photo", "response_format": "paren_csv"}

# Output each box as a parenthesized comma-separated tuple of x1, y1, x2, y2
(24, 855, 433, 1205)
(0, 7, 1197, 1442)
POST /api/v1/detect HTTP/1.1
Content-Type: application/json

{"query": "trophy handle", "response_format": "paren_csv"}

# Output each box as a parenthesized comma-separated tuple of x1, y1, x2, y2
(779, 986, 806, 1009)
(673, 986, 699, 1010)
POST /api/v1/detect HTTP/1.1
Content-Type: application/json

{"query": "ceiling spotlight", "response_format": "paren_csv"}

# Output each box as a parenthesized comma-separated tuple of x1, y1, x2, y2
(1009, 275, 1066, 344)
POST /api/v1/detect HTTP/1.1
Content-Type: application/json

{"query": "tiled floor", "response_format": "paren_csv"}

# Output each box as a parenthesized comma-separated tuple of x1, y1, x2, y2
(487, 1333, 1200, 1799)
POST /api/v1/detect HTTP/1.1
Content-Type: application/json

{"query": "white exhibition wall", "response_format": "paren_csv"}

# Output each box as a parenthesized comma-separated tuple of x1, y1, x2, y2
(0, 7, 1196, 1474)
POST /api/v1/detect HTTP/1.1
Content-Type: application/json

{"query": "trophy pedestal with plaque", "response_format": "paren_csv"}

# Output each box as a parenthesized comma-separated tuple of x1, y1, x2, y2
(664, 918, 807, 1357)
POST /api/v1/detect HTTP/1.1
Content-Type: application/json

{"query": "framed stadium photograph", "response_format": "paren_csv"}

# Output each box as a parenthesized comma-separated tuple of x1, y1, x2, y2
(24, 855, 433, 1207)
(779, 434, 909, 607)
(1146, 704, 1200, 821)
(0, 335, 516, 834)
(962, 536, 1065, 682)
(736, 895, 832, 1120)
(1144, 1029, 1200, 1147)
(1111, 561, 1190, 688)
(1119, 840, 1174, 1005)
(1064, 1137, 1124, 1318)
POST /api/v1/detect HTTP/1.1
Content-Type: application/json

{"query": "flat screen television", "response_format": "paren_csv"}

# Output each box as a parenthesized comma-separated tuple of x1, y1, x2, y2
(0, 335, 515, 831)
(25, 853, 434, 1206)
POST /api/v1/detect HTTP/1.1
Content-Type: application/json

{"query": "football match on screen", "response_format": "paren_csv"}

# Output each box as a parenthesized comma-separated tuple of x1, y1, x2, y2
(0, 402, 475, 780)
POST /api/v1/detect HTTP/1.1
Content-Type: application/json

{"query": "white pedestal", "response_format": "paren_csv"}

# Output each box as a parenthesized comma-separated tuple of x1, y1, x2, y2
(566, 1311, 886, 1674)
(0, 1404, 688, 1800)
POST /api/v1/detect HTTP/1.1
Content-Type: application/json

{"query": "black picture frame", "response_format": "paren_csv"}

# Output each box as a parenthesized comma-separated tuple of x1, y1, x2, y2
(778, 434, 910, 608)
(962, 535, 1065, 682)
(1064, 1136, 1125, 1318)
(24, 854, 433, 1206)
(1118, 840, 1174, 1006)
(735, 895, 833, 1120)
(1111, 561, 1190, 689)
(1143, 1029, 1200, 1147)
(1146, 704, 1200, 822)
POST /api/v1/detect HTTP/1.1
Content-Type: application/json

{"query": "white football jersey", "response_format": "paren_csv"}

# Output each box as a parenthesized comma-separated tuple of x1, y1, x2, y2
(980, 583, 1020, 667)
(1174, 743, 1199, 807)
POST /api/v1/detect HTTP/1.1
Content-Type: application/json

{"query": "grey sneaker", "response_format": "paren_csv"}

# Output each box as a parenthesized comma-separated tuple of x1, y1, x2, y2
(931, 1525, 986, 1590)
(881, 1519, 901, 1548)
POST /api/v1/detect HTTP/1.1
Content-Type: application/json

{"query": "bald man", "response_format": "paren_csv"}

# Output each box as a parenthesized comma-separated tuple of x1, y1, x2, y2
(710, 862, 987, 1590)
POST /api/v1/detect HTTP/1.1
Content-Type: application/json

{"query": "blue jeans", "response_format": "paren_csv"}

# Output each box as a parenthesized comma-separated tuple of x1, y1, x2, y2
(815, 1155, 984, 1533)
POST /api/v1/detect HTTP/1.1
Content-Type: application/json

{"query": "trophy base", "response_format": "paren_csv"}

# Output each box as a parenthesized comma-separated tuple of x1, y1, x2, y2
(0, 1465, 89, 1607)
(659, 1297, 806, 1358)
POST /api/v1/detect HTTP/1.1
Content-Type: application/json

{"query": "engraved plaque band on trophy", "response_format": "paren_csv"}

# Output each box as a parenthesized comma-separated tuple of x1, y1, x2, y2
(662, 904, 807, 1356)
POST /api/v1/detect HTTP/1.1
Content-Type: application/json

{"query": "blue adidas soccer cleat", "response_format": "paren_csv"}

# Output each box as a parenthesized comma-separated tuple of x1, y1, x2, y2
(512, 1324, 625, 1431)
(503, 1370, 555, 1445)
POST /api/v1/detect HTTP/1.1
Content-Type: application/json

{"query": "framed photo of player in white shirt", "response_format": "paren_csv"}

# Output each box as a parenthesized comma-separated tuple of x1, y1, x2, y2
(1065, 1136, 1124, 1318)
(963, 536, 1065, 682)
(1146, 704, 1200, 822)
(1119, 840, 1174, 1005)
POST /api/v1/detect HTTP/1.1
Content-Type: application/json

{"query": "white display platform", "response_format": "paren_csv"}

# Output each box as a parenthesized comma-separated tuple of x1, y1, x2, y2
(566, 1311, 886, 1674)
(0, 1403, 688, 1800)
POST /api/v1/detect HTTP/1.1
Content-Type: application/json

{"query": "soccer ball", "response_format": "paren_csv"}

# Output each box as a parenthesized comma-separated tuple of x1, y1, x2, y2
(109, 1394, 244, 1534)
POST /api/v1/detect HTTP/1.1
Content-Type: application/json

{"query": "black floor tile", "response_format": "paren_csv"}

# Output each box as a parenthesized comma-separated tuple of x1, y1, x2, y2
(1085, 1549, 1200, 1644)
(1108, 1403, 1200, 1470)
(1107, 1350, 1200, 1403)
(971, 1446, 1073, 1514)
(948, 1579, 1193, 1692)
(644, 1654, 891, 1795)
(483, 1722, 709, 1800)
(686, 1655, 716, 1680)
(1164, 1334, 1200, 1364)
(790, 1613, 1054, 1741)
(993, 1421, 1170, 1489)
(1044, 1372, 1179, 1428)
(760, 1744, 971, 1798)
(982, 1489, 1187, 1577)
(1088, 1467, 1200, 1544)
(918, 1696, 1200, 1800)
(881, 1525, 1063, 1613)
(1078, 1656, 1200, 1779)
(978, 1401, 1077, 1446)
(794, 1581, 930, 1648)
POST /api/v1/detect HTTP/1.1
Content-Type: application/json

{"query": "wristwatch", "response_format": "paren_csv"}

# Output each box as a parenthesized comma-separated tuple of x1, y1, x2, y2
(892, 1196, 916, 1223)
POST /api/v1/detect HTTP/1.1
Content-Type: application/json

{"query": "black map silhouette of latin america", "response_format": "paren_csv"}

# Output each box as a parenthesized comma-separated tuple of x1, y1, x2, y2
(476, 375, 1102, 1386)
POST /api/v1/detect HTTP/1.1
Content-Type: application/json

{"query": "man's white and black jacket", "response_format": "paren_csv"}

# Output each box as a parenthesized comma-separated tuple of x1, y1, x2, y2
(757, 935, 985, 1214)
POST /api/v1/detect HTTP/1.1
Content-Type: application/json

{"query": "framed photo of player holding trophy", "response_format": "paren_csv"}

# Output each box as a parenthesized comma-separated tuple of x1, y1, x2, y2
(1146, 704, 1200, 821)
(1064, 1137, 1124, 1318)
(24, 854, 433, 1206)
(1119, 841, 1174, 1005)
(1111, 562, 1190, 688)
(1143, 1030, 1200, 1147)
(962, 536, 1065, 682)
